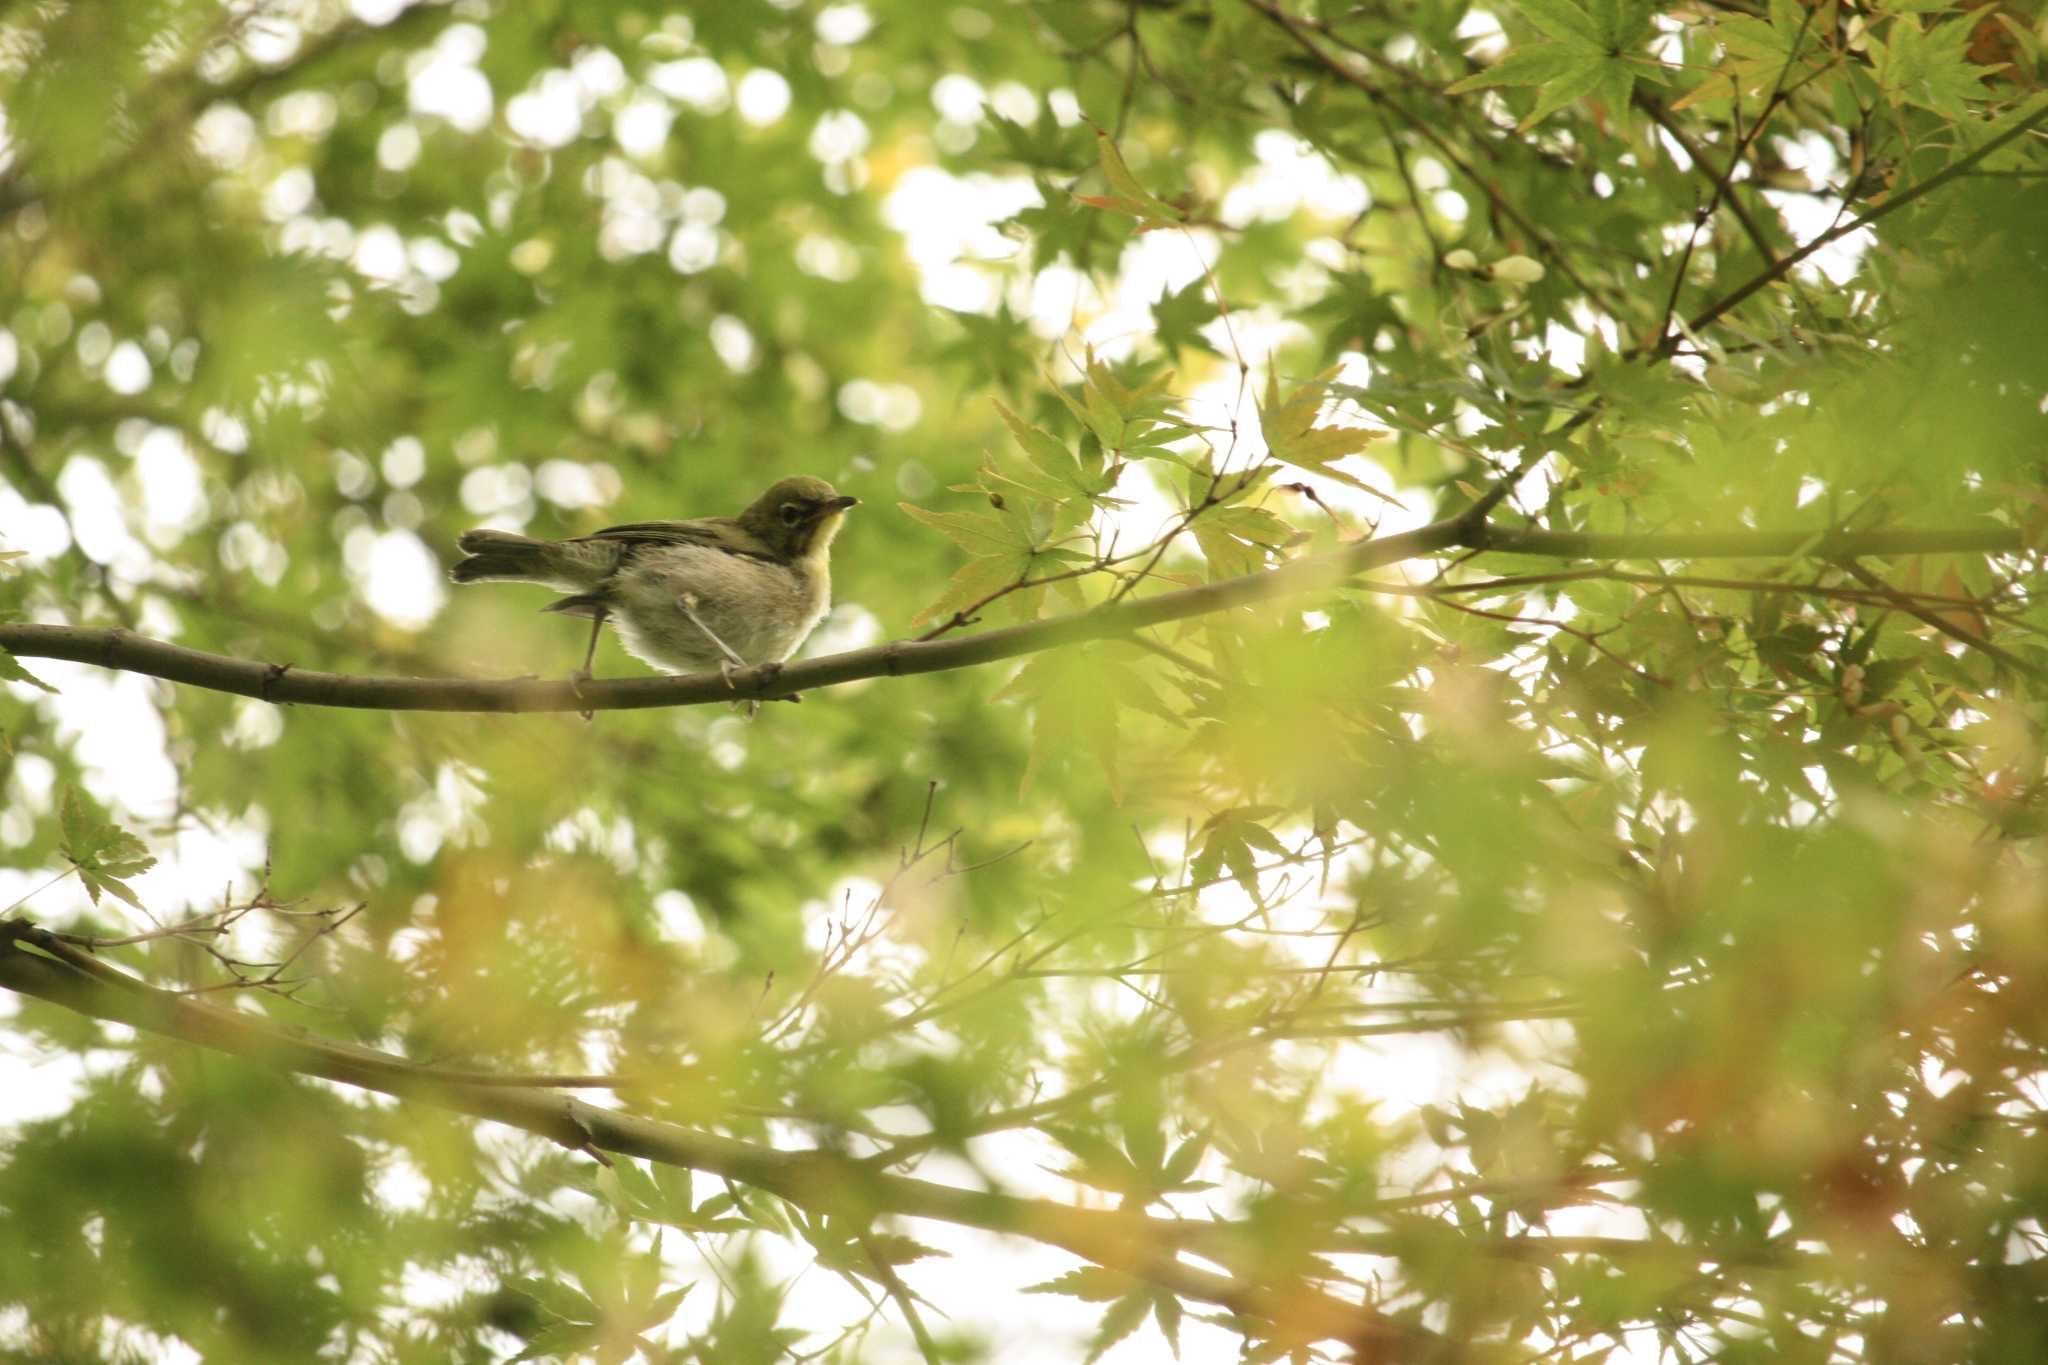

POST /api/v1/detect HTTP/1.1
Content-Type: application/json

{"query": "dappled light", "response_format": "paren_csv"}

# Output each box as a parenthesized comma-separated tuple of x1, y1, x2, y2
(2, 1, 2046, 1363)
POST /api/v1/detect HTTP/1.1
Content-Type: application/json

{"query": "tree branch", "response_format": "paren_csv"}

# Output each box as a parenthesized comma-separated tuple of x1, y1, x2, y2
(0, 918, 1425, 1358)
(1839, 560, 2048, 682)
(1632, 91, 1782, 269)
(1468, 522, 2021, 561)
(1681, 103, 2048, 339)
(1245, 0, 1619, 310)
(0, 518, 2022, 712)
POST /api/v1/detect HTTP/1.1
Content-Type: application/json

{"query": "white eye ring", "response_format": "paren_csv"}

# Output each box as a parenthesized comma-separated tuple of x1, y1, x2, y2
(779, 503, 805, 526)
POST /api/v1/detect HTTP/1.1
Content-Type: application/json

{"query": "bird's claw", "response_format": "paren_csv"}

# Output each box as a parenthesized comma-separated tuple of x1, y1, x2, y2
(722, 661, 762, 718)
(753, 661, 801, 704)
(570, 668, 596, 723)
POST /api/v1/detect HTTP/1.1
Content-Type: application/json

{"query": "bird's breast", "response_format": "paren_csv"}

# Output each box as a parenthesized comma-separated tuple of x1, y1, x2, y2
(606, 546, 830, 674)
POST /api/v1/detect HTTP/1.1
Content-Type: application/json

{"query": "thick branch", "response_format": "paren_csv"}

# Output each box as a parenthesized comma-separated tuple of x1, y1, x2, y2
(0, 921, 1422, 1357)
(0, 518, 2021, 712)
(1468, 522, 2021, 561)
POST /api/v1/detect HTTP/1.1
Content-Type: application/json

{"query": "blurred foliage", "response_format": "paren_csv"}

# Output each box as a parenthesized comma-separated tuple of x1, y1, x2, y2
(1, 0, 2047, 1361)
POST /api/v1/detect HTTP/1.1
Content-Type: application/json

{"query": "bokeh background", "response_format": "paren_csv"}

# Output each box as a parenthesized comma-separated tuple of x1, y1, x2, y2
(3, 1, 2047, 1361)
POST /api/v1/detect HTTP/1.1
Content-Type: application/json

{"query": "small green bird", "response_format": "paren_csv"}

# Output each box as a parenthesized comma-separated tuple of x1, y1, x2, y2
(449, 475, 859, 684)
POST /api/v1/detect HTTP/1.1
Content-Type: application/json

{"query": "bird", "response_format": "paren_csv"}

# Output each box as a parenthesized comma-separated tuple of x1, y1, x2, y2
(449, 475, 858, 694)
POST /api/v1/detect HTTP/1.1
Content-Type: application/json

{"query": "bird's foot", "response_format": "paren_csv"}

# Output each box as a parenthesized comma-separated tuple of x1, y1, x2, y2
(754, 660, 801, 704)
(570, 668, 596, 723)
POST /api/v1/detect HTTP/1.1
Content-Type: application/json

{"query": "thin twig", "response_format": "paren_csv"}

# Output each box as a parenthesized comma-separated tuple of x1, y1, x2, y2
(860, 1233, 943, 1365)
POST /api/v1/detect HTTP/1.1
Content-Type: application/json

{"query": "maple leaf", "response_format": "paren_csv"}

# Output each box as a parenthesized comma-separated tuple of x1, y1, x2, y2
(900, 499, 1037, 628)
(0, 645, 56, 694)
(1257, 365, 1389, 492)
(59, 788, 156, 911)
(1151, 276, 1222, 357)
(1071, 127, 1188, 229)
(993, 650, 1169, 802)
(1875, 14, 1997, 119)
(1446, 0, 1664, 129)
(1193, 505, 1309, 581)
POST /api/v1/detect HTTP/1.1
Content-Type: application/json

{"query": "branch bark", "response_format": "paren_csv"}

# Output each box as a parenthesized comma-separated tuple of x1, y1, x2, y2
(0, 517, 2022, 712)
(0, 919, 1425, 1359)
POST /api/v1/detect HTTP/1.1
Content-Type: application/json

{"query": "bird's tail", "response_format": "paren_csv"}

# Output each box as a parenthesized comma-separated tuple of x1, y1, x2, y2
(451, 530, 619, 590)
(448, 530, 555, 584)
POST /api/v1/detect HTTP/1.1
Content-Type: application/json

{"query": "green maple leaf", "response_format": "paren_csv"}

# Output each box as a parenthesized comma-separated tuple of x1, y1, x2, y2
(1083, 1291, 1151, 1362)
(1258, 365, 1389, 492)
(1193, 505, 1310, 582)
(1072, 126, 1188, 230)
(1876, 15, 1993, 118)
(1677, 0, 1831, 107)
(937, 300, 1038, 391)
(1189, 807, 1289, 901)
(909, 551, 1029, 629)
(1004, 182, 1120, 273)
(1024, 1266, 1138, 1302)
(899, 500, 1034, 560)
(900, 498, 1039, 628)
(1303, 270, 1402, 360)
(993, 650, 1158, 801)
(993, 399, 1084, 487)
(59, 788, 156, 911)
(987, 413, 1119, 542)
(0, 645, 56, 694)
(1446, 0, 1662, 129)
(987, 107, 1092, 172)
(1050, 353, 1186, 458)
(1151, 277, 1222, 358)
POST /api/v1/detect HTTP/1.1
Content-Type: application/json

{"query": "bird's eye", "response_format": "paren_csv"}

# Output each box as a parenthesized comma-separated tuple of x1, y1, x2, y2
(779, 503, 805, 526)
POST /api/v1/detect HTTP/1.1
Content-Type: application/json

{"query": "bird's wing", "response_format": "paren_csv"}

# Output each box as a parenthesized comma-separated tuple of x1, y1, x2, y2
(573, 518, 775, 561)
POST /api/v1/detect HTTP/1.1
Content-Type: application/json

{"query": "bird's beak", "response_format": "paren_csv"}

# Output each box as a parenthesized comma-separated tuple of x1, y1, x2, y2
(821, 495, 860, 513)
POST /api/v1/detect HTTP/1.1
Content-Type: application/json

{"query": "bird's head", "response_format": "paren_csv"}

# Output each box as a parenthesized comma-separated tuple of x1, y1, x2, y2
(738, 476, 860, 563)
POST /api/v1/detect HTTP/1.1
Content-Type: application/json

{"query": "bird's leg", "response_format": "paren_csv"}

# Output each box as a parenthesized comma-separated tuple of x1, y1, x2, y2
(677, 593, 747, 687)
(571, 607, 607, 721)
(577, 608, 607, 680)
